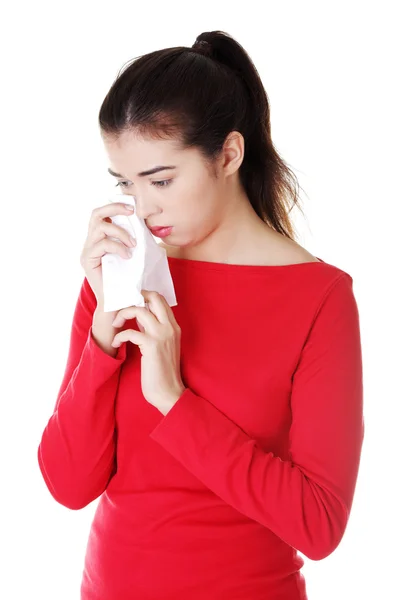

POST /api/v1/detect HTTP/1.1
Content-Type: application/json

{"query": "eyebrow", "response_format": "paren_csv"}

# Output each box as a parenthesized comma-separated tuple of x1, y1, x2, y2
(107, 165, 177, 179)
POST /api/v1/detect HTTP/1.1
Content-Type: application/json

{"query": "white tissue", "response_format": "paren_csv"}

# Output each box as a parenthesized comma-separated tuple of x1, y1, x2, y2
(101, 193, 177, 312)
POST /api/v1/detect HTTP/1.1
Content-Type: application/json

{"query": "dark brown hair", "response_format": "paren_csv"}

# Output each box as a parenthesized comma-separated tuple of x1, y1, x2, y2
(99, 30, 306, 241)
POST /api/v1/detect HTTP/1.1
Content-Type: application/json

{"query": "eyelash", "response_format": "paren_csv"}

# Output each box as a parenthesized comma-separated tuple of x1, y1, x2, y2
(115, 179, 172, 189)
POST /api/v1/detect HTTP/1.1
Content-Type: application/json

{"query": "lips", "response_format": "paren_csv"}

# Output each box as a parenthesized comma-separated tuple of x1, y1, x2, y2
(148, 226, 173, 238)
(149, 226, 171, 232)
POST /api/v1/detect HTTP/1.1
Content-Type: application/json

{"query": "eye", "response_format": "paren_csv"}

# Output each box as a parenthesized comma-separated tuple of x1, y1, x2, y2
(115, 179, 173, 189)
(151, 179, 173, 188)
(115, 181, 130, 188)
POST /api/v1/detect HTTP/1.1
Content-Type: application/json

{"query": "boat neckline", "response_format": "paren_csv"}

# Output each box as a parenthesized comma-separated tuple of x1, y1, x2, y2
(166, 255, 326, 271)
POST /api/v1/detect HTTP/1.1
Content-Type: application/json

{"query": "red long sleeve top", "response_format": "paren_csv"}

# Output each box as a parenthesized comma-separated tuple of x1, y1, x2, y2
(37, 255, 364, 600)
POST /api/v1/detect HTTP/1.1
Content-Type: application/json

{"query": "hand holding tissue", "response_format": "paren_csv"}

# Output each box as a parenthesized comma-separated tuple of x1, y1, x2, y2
(101, 194, 177, 312)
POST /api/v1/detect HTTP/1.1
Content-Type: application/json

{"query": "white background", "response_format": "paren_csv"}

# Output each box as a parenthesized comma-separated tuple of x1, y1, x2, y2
(2, 1, 398, 598)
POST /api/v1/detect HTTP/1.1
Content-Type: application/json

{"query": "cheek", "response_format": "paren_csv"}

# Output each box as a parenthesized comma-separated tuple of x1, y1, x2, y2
(186, 202, 218, 235)
(178, 173, 218, 221)
(181, 168, 212, 196)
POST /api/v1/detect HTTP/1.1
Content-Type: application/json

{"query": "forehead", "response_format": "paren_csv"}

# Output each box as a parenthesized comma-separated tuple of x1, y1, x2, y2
(103, 130, 202, 176)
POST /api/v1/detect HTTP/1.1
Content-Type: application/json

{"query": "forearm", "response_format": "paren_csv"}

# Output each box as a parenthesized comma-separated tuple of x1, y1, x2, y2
(38, 321, 127, 509)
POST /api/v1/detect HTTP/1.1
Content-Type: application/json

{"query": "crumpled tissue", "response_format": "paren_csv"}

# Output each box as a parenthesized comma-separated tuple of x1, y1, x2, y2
(101, 194, 177, 312)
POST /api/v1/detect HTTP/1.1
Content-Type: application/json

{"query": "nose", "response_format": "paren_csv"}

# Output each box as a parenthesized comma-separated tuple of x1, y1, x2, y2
(129, 195, 161, 223)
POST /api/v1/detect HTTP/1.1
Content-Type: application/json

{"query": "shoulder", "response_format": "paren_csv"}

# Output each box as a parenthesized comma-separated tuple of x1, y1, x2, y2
(263, 233, 320, 265)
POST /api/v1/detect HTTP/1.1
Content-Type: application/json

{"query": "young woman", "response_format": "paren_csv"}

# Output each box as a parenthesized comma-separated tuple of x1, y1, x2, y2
(38, 30, 364, 600)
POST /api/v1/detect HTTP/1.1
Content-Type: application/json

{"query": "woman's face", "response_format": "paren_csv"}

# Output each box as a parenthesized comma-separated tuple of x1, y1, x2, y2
(103, 130, 243, 248)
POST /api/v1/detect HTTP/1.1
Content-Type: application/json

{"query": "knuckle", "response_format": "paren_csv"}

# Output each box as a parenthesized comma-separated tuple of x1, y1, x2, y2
(166, 324, 176, 337)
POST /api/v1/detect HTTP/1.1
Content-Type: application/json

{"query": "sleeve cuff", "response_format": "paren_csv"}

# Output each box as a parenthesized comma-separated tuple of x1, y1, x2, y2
(150, 387, 195, 439)
(149, 387, 251, 462)
(88, 325, 127, 364)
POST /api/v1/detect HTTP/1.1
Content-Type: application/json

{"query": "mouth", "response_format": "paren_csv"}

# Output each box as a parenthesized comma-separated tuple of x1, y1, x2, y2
(148, 226, 173, 238)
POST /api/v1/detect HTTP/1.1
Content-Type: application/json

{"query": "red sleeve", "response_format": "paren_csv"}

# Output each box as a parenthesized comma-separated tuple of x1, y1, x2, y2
(37, 277, 127, 510)
(150, 273, 364, 561)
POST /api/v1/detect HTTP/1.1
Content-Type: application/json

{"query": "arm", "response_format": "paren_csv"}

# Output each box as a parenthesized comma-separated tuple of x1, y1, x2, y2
(37, 277, 127, 510)
(92, 296, 128, 358)
(150, 273, 364, 561)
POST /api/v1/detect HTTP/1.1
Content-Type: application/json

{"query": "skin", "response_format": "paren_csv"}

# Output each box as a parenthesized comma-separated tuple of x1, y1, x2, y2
(104, 129, 319, 414)
(103, 129, 319, 266)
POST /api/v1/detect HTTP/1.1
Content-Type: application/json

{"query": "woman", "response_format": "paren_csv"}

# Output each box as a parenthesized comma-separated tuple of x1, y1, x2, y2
(37, 30, 364, 599)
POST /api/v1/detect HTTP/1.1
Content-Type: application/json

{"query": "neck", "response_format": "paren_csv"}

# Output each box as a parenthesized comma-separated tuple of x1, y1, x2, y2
(177, 191, 277, 264)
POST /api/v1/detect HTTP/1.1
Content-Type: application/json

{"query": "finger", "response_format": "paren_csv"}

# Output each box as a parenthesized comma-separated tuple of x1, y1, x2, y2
(141, 290, 176, 326)
(112, 329, 145, 348)
(91, 201, 135, 222)
(89, 238, 133, 261)
(88, 202, 135, 236)
(142, 290, 180, 329)
(91, 220, 136, 249)
(113, 305, 159, 334)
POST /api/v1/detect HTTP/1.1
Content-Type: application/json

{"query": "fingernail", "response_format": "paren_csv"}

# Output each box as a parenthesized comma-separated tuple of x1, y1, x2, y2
(125, 204, 134, 211)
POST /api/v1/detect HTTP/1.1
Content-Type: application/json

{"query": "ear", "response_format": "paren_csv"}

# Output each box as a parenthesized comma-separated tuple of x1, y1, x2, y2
(221, 130, 245, 177)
